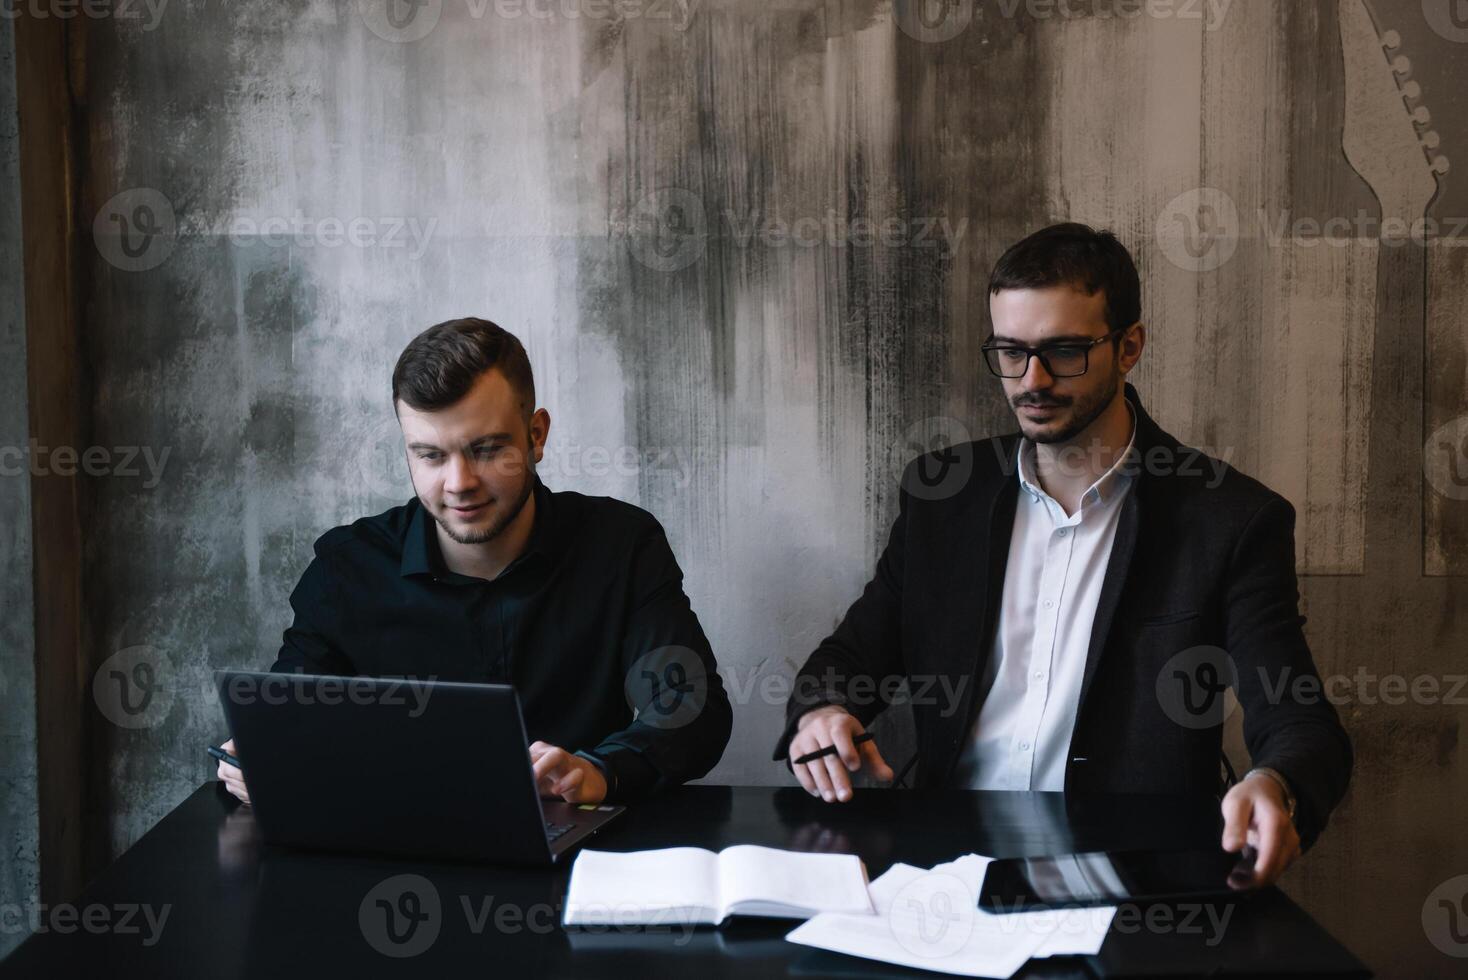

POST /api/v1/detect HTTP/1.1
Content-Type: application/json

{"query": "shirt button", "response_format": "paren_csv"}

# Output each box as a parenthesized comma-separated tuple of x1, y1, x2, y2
(1019, 742, 1031, 751)
(1033, 671, 1046, 681)
(1057, 528, 1068, 537)
(1043, 599, 1054, 609)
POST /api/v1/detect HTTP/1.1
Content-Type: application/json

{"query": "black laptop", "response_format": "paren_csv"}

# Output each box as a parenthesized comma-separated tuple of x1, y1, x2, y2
(215, 670, 624, 865)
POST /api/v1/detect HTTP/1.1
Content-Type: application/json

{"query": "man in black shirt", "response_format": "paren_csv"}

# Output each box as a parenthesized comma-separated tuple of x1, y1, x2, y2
(218, 318, 731, 805)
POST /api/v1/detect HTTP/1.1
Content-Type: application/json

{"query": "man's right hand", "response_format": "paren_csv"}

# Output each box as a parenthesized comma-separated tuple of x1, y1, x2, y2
(788, 706, 895, 803)
(217, 738, 250, 806)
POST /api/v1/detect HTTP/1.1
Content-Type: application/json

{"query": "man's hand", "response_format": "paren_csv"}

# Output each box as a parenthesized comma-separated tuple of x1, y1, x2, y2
(788, 706, 895, 803)
(217, 738, 250, 806)
(530, 742, 608, 804)
(1220, 772, 1300, 887)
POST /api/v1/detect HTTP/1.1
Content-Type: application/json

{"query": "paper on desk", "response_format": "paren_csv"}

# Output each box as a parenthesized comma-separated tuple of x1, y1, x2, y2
(784, 854, 1114, 978)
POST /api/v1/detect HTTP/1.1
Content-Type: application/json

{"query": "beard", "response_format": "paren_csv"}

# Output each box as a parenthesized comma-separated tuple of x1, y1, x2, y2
(429, 461, 536, 546)
(1013, 367, 1121, 445)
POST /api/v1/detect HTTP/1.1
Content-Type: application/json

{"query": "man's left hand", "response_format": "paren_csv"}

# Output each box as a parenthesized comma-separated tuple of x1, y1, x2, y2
(529, 742, 608, 804)
(1220, 772, 1300, 887)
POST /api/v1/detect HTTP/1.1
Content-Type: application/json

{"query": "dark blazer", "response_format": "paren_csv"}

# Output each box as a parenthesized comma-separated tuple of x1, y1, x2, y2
(774, 383, 1352, 850)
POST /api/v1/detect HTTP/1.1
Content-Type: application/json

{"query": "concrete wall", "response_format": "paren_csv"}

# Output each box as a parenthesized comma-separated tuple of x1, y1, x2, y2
(11, 0, 1466, 975)
(0, 12, 40, 961)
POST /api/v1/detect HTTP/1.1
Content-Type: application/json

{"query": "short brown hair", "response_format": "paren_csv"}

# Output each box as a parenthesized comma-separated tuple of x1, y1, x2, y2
(391, 318, 536, 418)
(989, 223, 1141, 333)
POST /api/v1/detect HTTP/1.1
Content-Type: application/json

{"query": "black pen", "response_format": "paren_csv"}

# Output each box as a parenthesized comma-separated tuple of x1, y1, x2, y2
(207, 745, 241, 769)
(792, 732, 874, 766)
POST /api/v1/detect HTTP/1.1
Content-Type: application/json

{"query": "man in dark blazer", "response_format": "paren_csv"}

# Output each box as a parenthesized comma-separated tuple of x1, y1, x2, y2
(774, 223, 1352, 886)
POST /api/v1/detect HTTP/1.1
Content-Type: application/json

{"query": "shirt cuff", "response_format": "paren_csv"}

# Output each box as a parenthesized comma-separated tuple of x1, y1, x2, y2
(579, 746, 660, 803)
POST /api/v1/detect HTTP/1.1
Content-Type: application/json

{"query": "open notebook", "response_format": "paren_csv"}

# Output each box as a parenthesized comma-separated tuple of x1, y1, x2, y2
(562, 845, 874, 926)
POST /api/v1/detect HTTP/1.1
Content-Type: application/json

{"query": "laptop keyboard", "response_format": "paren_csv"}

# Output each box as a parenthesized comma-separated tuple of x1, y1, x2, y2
(545, 821, 576, 842)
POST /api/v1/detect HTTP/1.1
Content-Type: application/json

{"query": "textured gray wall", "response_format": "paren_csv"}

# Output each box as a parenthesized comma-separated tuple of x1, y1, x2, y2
(12, 0, 1465, 976)
(0, 11, 40, 961)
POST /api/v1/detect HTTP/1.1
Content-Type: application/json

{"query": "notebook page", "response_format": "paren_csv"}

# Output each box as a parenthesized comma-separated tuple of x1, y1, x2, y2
(718, 845, 872, 918)
(563, 848, 720, 926)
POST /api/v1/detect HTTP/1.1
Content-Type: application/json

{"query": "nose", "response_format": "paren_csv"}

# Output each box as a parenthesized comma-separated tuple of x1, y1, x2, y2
(1019, 352, 1055, 392)
(442, 450, 480, 497)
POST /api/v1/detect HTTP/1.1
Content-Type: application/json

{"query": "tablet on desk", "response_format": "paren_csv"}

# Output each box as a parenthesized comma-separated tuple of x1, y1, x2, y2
(978, 846, 1260, 912)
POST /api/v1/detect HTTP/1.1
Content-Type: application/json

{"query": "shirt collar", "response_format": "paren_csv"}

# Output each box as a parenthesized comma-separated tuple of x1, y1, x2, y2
(1016, 400, 1138, 508)
(400, 476, 556, 580)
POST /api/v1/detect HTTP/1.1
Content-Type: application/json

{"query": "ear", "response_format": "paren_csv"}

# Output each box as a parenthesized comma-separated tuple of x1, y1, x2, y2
(529, 408, 551, 464)
(1119, 323, 1146, 376)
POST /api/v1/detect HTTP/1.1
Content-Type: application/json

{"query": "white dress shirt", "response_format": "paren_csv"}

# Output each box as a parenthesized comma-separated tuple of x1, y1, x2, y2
(953, 406, 1138, 791)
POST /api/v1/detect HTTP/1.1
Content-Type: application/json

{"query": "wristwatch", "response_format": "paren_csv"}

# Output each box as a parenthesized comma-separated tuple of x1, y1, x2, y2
(1244, 766, 1296, 823)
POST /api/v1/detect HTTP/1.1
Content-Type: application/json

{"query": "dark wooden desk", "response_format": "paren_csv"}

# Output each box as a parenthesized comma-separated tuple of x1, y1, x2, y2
(0, 783, 1368, 978)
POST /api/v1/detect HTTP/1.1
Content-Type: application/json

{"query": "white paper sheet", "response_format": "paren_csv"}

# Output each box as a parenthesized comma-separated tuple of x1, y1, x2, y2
(785, 854, 1114, 978)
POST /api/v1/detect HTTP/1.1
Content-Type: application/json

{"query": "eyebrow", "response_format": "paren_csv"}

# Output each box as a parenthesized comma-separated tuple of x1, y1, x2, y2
(989, 333, 1102, 346)
(406, 433, 515, 451)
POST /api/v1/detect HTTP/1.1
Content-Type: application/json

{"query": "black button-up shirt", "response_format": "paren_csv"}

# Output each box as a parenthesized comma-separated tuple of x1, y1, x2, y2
(270, 478, 732, 801)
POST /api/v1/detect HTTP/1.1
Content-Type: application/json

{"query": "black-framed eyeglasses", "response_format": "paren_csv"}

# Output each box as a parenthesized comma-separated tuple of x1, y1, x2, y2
(981, 327, 1129, 379)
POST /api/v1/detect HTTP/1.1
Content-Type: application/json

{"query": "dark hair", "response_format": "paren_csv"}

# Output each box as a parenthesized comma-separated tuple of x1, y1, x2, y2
(988, 223, 1141, 333)
(391, 317, 536, 417)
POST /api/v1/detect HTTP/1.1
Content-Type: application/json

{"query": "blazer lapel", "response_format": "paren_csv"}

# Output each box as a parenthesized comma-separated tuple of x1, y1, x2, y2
(936, 447, 1020, 783)
(1076, 383, 1156, 713)
(1077, 483, 1140, 714)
